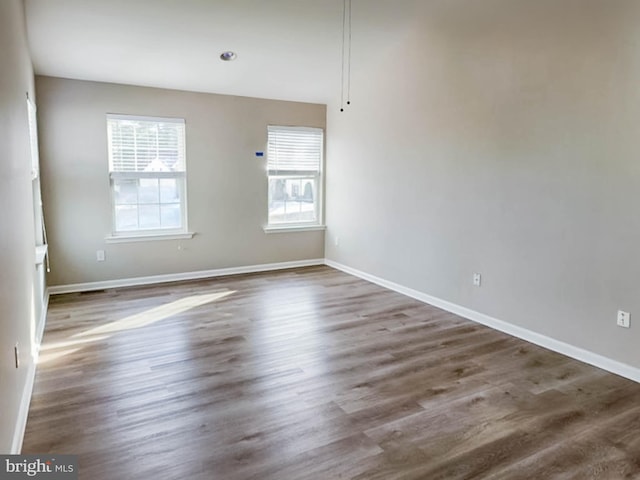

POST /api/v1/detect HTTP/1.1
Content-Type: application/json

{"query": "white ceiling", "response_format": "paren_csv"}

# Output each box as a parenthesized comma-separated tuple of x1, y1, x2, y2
(25, 0, 352, 104)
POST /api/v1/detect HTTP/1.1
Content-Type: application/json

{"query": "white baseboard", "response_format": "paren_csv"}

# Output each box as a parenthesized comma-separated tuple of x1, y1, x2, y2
(325, 259, 640, 384)
(10, 362, 37, 455)
(48, 259, 325, 295)
(10, 289, 49, 454)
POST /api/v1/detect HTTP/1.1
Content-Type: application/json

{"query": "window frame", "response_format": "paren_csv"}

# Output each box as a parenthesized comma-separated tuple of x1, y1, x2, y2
(106, 114, 191, 241)
(266, 125, 324, 231)
(28, 94, 49, 268)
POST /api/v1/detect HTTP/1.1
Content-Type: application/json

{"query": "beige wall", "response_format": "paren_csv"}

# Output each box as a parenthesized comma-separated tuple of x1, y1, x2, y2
(326, 0, 640, 368)
(0, 0, 40, 453)
(37, 77, 326, 286)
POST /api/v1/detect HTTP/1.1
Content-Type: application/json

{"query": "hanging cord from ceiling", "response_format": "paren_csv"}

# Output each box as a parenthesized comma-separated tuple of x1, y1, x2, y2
(347, 0, 352, 106)
(340, 0, 352, 112)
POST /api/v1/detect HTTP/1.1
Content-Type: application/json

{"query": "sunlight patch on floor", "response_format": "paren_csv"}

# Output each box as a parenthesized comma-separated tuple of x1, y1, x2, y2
(38, 291, 235, 365)
(73, 291, 235, 338)
(40, 334, 110, 352)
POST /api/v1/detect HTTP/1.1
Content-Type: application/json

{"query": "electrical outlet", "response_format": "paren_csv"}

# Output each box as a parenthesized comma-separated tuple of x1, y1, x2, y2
(96, 250, 105, 262)
(617, 310, 630, 328)
(14, 343, 19, 369)
(335, 236, 339, 247)
(473, 273, 481, 287)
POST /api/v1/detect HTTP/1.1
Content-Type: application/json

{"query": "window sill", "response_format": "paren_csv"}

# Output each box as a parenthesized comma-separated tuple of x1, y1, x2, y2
(105, 232, 195, 244)
(263, 225, 326, 234)
(35, 244, 48, 265)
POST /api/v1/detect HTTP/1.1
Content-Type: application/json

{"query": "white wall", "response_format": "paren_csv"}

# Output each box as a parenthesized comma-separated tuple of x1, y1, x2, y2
(0, 0, 42, 453)
(37, 77, 326, 287)
(326, 0, 640, 368)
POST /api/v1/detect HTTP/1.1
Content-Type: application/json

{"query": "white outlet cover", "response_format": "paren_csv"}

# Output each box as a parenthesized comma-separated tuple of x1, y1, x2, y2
(617, 310, 630, 328)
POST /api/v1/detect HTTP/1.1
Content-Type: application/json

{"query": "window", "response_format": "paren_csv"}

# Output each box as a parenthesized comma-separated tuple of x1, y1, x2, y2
(107, 115, 188, 237)
(28, 94, 48, 270)
(267, 126, 323, 227)
(28, 95, 44, 245)
(27, 95, 40, 181)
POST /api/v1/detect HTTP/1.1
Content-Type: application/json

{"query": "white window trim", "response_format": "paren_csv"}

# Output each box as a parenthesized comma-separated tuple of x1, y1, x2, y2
(267, 125, 324, 228)
(105, 231, 195, 244)
(263, 224, 326, 233)
(27, 94, 39, 180)
(107, 114, 190, 238)
(107, 113, 183, 123)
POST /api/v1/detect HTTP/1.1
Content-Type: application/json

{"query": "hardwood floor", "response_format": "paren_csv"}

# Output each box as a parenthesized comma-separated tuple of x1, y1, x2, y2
(23, 266, 640, 479)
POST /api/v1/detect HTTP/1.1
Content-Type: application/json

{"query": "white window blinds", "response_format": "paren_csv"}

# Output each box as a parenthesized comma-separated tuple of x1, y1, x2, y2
(107, 115, 186, 174)
(267, 126, 323, 174)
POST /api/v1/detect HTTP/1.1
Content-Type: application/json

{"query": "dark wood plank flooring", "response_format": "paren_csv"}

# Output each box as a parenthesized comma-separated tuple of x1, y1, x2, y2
(22, 266, 640, 479)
